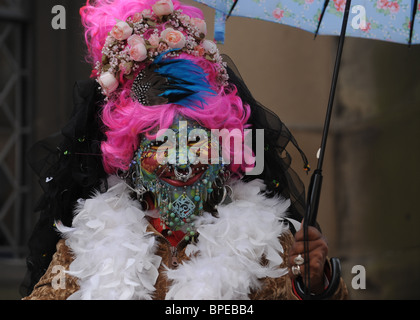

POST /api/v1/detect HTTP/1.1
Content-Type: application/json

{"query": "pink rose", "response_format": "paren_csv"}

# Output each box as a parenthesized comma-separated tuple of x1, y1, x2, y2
(148, 34, 160, 47)
(152, 0, 174, 17)
(157, 42, 169, 52)
(333, 0, 345, 12)
(194, 45, 205, 56)
(273, 8, 284, 20)
(98, 72, 119, 95)
(127, 34, 144, 47)
(376, 0, 389, 9)
(119, 61, 133, 75)
(191, 18, 207, 36)
(361, 22, 371, 32)
(110, 21, 133, 41)
(129, 43, 148, 61)
(161, 28, 186, 49)
(388, 1, 400, 13)
(132, 12, 143, 23)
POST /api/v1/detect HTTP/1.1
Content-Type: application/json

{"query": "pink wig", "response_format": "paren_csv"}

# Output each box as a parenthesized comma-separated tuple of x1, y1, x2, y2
(80, 0, 252, 175)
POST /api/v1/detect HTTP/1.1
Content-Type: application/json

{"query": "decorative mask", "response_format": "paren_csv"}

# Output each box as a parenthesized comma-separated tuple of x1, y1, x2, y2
(128, 118, 230, 240)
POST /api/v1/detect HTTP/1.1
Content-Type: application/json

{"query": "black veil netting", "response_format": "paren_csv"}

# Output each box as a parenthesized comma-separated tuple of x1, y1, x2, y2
(20, 56, 309, 297)
(20, 80, 108, 297)
(222, 55, 309, 224)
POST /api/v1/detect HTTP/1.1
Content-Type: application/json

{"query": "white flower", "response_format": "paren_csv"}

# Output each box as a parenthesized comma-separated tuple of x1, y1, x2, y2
(152, 0, 174, 17)
(141, 9, 153, 19)
(110, 21, 133, 41)
(191, 18, 207, 36)
(202, 39, 218, 54)
(98, 72, 119, 95)
(178, 13, 191, 24)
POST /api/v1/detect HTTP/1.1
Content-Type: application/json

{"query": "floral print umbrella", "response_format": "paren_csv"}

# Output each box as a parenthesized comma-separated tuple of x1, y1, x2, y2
(194, 0, 420, 45)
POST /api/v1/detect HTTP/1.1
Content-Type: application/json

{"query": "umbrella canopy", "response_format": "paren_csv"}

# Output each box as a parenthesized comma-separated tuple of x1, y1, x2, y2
(195, 0, 420, 45)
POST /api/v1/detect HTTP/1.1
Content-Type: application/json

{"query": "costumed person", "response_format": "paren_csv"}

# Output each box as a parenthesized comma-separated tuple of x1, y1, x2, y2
(21, 0, 348, 300)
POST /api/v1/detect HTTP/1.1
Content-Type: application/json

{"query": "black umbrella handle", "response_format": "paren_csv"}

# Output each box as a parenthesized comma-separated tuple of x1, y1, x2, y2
(292, 169, 340, 299)
(293, 170, 342, 299)
(294, 258, 342, 300)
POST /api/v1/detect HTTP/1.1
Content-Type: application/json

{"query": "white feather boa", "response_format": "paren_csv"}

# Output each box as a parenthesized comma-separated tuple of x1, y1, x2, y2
(58, 177, 291, 300)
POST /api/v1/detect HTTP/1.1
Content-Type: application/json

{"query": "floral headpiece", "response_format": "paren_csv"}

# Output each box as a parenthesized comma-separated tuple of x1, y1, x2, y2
(95, 0, 228, 97)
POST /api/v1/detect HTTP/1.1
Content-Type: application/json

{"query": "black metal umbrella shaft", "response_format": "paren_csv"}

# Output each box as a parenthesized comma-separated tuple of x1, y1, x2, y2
(308, 0, 352, 224)
(298, 0, 353, 299)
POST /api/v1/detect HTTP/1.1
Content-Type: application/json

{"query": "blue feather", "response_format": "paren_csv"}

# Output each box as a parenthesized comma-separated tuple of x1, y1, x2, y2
(152, 50, 216, 109)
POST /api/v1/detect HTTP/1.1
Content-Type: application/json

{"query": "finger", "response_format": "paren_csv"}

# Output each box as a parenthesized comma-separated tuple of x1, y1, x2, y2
(288, 261, 323, 279)
(290, 237, 328, 257)
(288, 242, 328, 269)
(294, 226, 323, 242)
(288, 252, 326, 273)
(288, 253, 326, 288)
(288, 264, 326, 294)
(289, 263, 305, 278)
